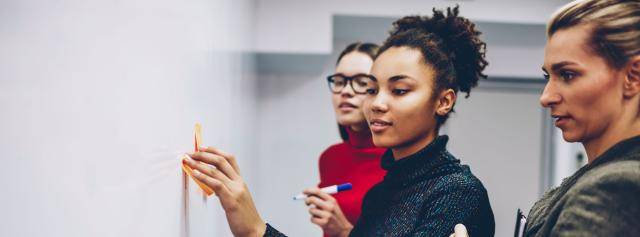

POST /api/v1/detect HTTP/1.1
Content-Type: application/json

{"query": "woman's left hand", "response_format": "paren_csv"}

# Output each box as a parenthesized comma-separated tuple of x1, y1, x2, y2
(303, 188, 353, 237)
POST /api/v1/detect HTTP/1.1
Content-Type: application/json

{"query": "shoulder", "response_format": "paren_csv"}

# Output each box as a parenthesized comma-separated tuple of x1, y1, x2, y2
(546, 160, 640, 235)
(589, 158, 640, 179)
(569, 159, 640, 199)
(413, 164, 495, 236)
(435, 165, 488, 196)
(427, 151, 489, 198)
(319, 142, 348, 162)
(421, 165, 490, 211)
(320, 142, 348, 156)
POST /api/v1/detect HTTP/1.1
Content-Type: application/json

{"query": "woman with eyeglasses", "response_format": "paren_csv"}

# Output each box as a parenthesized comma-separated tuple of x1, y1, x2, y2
(182, 6, 495, 237)
(303, 42, 387, 237)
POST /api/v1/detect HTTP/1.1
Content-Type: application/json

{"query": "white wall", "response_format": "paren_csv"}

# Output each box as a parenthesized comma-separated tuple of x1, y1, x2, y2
(0, 0, 257, 236)
(255, 0, 569, 53)
(254, 64, 338, 236)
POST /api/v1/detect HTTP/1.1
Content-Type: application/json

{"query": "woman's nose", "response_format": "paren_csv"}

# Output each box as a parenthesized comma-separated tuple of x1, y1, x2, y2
(340, 84, 356, 97)
(370, 93, 389, 113)
(540, 82, 561, 108)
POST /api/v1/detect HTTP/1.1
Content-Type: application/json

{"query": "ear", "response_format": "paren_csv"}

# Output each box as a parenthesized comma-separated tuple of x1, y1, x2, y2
(623, 55, 640, 98)
(436, 89, 457, 116)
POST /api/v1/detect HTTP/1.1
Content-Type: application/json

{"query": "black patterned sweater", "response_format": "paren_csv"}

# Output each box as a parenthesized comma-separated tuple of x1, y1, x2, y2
(264, 135, 495, 237)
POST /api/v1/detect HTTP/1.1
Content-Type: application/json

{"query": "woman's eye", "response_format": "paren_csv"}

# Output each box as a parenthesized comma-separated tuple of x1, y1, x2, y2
(559, 71, 577, 81)
(392, 89, 409, 95)
(366, 88, 378, 95)
(542, 73, 550, 80)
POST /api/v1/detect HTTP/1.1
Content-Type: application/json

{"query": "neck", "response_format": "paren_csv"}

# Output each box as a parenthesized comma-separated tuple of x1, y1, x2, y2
(391, 130, 438, 160)
(349, 122, 368, 133)
(583, 112, 640, 162)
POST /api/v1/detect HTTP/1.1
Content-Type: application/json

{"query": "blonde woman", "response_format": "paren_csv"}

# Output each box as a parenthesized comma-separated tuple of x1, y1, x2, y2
(453, 0, 640, 236)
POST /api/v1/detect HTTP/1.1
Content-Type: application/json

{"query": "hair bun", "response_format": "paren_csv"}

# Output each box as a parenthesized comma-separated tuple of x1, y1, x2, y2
(387, 6, 488, 96)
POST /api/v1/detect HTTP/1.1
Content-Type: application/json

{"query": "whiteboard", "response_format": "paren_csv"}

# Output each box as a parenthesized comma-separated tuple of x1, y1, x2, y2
(0, 0, 256, 236)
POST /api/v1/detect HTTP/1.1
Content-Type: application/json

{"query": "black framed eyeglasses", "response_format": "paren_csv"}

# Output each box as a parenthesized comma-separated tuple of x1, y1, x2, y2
(326, 73, 377, 94)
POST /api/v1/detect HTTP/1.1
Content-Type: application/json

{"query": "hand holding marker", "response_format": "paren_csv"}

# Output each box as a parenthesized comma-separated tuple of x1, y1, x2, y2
(293, 183, 352, 200)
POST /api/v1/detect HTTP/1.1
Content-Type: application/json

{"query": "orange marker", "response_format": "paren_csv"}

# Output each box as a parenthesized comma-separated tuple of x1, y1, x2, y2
(182, 123, 215, 196)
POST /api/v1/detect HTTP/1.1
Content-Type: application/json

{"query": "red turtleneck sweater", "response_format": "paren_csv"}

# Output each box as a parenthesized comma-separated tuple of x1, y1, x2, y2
(317, 127, 387, 231)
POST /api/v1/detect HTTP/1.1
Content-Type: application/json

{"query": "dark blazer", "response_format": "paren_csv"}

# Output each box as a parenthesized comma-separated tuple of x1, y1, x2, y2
(525, 135, 640, 237)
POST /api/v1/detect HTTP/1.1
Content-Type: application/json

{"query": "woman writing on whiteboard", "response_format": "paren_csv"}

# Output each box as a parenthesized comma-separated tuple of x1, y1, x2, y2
(183, 6, 495, 237)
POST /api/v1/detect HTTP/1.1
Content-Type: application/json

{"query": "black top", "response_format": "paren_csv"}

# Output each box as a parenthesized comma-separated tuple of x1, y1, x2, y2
(524, 135, 640, 236)
(264, 135, 495, 237)
(349, 135, 494, 237)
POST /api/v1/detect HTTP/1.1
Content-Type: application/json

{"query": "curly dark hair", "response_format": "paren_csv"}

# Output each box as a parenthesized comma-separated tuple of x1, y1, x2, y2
(379, 6, 488, 127)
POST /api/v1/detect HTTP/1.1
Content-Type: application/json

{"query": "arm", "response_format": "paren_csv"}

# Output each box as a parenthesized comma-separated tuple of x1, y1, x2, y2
(549, 168, 640, 237)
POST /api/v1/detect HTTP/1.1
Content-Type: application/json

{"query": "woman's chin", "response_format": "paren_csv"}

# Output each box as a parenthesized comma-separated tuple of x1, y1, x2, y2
(371, 136, 398, 149)
(337, 116, 365, 127)
(561, 130, 581, 143)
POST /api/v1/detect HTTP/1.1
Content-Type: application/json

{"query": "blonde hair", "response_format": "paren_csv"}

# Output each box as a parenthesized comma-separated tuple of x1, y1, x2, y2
(548, 0, 640, 69)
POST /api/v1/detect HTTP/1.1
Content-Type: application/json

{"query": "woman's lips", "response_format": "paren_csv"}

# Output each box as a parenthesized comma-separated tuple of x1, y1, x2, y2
(370, 119, 392, 132)
(339, 102, 357, 112)
(552, 114, 571, 127)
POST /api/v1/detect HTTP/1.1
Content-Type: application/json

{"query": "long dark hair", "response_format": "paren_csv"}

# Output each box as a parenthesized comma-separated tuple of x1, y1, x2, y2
(335, 42, 380, 141)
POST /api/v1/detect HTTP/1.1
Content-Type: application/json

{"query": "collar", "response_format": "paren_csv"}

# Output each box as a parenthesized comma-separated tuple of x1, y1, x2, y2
(380, 135, 459, 186)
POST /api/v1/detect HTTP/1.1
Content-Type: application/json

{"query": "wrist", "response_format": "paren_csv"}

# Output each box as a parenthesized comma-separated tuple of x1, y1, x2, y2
(340, 224, 353, 237)
(252, 220, 267, 237)
(233, 218, 265, 237)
